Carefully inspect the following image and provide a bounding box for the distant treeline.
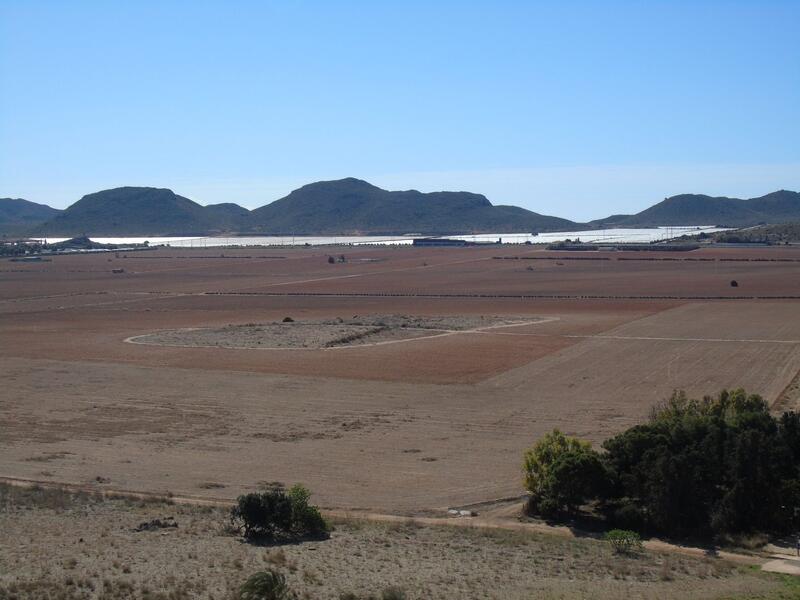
[524,389,800,538]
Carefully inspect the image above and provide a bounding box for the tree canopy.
[523,390,800,537]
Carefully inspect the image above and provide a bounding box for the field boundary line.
[202,291,800,301]
[478,331,800,345]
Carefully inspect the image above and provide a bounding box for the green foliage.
[237,570,293,600]
[287,484,328,537]
[231,484,328,542]
[603,389,800,536]
[523,390,800,538]
[523,429,607,516]
[232,490,292,541]
[523,429,589,495]
[607,500,647,531]
[604,529,643,554]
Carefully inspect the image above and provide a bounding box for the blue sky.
[1,1,798,221]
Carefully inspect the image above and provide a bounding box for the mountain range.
[2,179,799,237]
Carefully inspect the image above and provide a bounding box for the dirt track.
[2,245,800,514]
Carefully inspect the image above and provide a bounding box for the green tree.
[603,389,799,536]
[523,429,606,516]
[542,449,608,514]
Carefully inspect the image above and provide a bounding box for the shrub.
[231,485,328,542]
[287,484,328,537]
[232,490,293,541]
[238,570,293,600]
[604,529,643,554]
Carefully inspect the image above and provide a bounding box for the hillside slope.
[0,198,62,237]
[251,178,578,234]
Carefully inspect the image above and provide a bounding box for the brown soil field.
[2,245,800,515]
[2,484,794,600]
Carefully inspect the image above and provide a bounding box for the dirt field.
[2,245,800,514]
[1,485,794,600]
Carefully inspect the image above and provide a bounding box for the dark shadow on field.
[234,531,331,548]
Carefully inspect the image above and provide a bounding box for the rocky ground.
[127,315,539,350]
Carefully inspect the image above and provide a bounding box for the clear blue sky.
[1,1,798,220]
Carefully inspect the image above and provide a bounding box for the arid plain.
[3,244,800,515]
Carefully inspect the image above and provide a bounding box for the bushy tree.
[231,484,328,542]
[232,490,293,540]
[523,429,607,516]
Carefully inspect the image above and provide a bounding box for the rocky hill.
[0,198,62,237]
[249,178,578,234]
[32,187,249,236]
[592,190,800,228]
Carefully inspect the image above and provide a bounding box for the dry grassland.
[1,485,795,600]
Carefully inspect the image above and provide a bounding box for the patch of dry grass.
[0,484,791,600]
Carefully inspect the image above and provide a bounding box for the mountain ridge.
[4,180,800,237]
[249,177,577,235]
